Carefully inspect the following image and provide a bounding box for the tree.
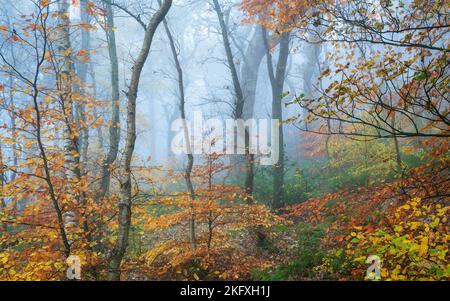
[107,0,173,281]
[242,0,449,139]
[262,28,290,209]
[0,1,106,278]
[141,151,282,280]
[98,0,121,201]
[211,0,255,204]
[160,3,197,249]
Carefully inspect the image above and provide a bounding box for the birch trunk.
[57,0,81,250]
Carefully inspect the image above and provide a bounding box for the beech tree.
[107,0,173,280]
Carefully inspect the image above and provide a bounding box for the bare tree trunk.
[206,156,214,250]
[7,72,19,212]
[78,0,90,168]
[98,1,121,201]
[263,29,290,210]
[240,26,268,204]
[108,0,172,281]
[212,0,254,202]
[391,114,403,176]
[0,143,7,233]
[89,63,104,150]
[57,0,82,252]
[241,25,271,120]
[75,3,98,277]
[58,0,79,179]
[212,0,244,118]
[162,12,197,249]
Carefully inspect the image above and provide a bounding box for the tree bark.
[78,0,90,168]
[57,0,82,252]
[241,26,269,120]
[263,29,290,210]
[391,114,403,177]
[0,143,7,233]
[162,12,197,249]
[108,0,172,281]
[212,0,244,118]
[212,0,254,202]
[98,1,121,201]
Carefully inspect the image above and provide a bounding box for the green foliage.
[282,168,308,205]
[292,138,425,200]
[253,165,308,207]
[252,165,274,206]
[326,138,396,188]
[256,236,279,253]
[313,248,355,280]
[252,223,326,280]
[251,137,426,212]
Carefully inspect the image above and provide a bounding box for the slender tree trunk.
[212,0,244,118]
[241,26,269,120]
[207,157,214,250]
[76,3,98,277]
[89,63,103,150]
[108,0,172,281]
[58,0,79,179]
[0,143,7,233]
[364,138,370,186]
[7,72,19,212]
[98,1,121,201]
[263,29,290,210]
[212,0,254,203]
[78,0,90,168]
[32,46,72,257]
[57,0,82,251]
[391,114,403,176]
[162,13,197,249]
[240,27,269,203]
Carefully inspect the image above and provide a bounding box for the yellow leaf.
[0,254,8,264]
[400,204,411,211]
[419,237,428,257]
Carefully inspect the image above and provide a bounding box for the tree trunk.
[212,0,244,118]
[391,114,403,176]
[212,0,254,203]
[162,12,197,249]
[57,0,82,252]
[8,72,19,211]
[78,0,90,168]
[0,143,7,233]
[263,29,290,210]
[240,25,272,203]
[98,1,121,201]
[241,25,270,120]
[108,0,172,281]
